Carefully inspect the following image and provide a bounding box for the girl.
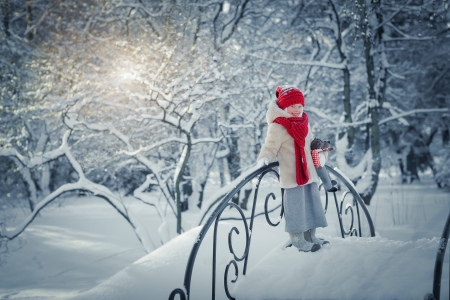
[257,86,328,252]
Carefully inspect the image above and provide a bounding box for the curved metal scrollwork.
[212,202,251,299]
[325,165,375,238]
[426,211,450,300]
[254,167,283,228]
[224,260,238,300]
[340,191,356,236]
[169,163,375,300]
[264,193,281,226]
[168,288,186,300]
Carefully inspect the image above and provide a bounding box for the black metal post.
[326,166,376,237]
[431,211,450,300]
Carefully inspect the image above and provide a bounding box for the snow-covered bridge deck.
[68,164,448,300]
[70,225,448,300]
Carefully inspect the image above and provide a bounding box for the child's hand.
[257,157,269,168]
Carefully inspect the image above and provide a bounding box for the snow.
[233,237,440,300]
[0,176,449,300]
[335,132,372,183]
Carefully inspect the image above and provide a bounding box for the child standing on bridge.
[257,86,328,252]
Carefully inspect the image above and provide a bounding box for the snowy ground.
[0,175,449,300]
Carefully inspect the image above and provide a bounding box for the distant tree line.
[0,0,448,252]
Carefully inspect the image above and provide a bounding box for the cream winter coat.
[257,100,320,188]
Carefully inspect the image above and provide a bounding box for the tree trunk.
[343,68,354,149]
[38,162,52,197]
[240,187,252,210]
[2,0,10,37]
[406,147,420,183]
[35,126,51,197]
[358,0,384,205]
[443,128,449,146]
[180,167,192,212]
[226,134,241,205]
[361,108,381,205]
[10,157,37,211]
[329,0,354,150]
[218,158,226,187]
[175,135,192,234]
[26,0,33,40]
[197,181,206,209]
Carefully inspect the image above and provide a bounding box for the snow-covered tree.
[1,0,448,258]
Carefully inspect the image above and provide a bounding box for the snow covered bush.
[434,146,450,191]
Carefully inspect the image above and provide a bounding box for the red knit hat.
[276,86,305,109]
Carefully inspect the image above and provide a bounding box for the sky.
[0,172,449,300]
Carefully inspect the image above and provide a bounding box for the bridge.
[168,163,449,300]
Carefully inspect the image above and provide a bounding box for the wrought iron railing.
[425,211,450,300]
[324,167,376,238]
[169,163,375,300]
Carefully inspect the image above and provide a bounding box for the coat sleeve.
[257,123,283,163]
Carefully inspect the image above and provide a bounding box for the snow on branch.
[228,102,250,119]
[335,132,371,182]
[0,130,68,168]
[140,111,181,129]
[372,0,414,32]
[92,99,139,111]
[114,2,169,18]
[123,136,223,156]
[0,148,27,165]
[307,107,371,129]
[383,22,436,41]
[74,119,163,173]
[136,79,172,102]
[386,68,406,80]
[123,137,187,156]
[192,137,223,144]
[326,118,372,129]
[3,155,38,210]
[382,102,409,126]
[383,35,435,42]
[218,122,257,130]
[378,108,449,125]
[309,106,449,128]
[0,130,156,253]
[306,107,339,125]
[70,117,179,217]
[0,177,157,252]
[133,174,170,245]
[245,53,346,70]
[35,130,70,166]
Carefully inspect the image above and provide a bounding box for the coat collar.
[266,100,292,124]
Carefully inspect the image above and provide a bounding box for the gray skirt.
[283,182,328,233]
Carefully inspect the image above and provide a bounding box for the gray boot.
[315,166,337,192]
[289,232,321,252]
[304,228,329,245]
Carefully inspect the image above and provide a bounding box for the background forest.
[1,0,449,255]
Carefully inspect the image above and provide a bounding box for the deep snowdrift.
[69,224,448,300]
[1,176,448,300]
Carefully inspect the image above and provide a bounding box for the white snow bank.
[70,226,448,300]
[232,236,446,300]
[2,177,448,300]
[69,226,202,300]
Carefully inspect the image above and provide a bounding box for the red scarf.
[273,113,309,185]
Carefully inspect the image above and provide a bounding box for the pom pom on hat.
[276,85,305,109]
